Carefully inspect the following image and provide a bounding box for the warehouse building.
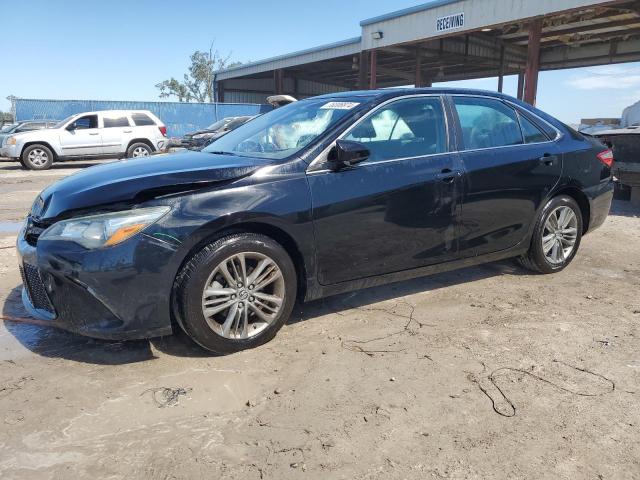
[214,0,640,106]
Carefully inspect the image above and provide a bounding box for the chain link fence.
[11,98,272,137]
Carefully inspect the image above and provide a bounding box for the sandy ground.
[0,158,639,479]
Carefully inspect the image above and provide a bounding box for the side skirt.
[304,245,529,302]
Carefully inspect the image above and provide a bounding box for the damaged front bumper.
[16,224,179,340]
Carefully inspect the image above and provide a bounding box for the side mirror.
[66,123,76,131]
[327,139,369,171]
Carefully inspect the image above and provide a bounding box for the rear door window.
[454,97,523,150]
[103,115,130,128]
[131,113,156,126]
[344,96,447,162]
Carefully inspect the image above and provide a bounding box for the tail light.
[596,149,614,167]
[159,126,167,137]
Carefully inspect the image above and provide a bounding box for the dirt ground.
[0,158,639,480]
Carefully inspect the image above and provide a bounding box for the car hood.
[185,129,219,138]
[35,151,269,220]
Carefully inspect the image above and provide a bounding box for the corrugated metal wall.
[13,98,272,137]
[223,77,347,104]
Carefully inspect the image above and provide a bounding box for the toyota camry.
[17,88,613,354]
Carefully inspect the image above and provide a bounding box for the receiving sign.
[436,12,465,32]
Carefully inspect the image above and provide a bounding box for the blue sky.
[2,0,639,124]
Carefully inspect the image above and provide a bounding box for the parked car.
[17,88,613,354]
[593,127,640,203]
[181,116,255,150]
[0,120,58,150]
[266,94,297,107]
[1,110,167,170]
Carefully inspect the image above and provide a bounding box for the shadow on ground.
[609,198,640,218]
[0,159,115,172]
[2,260,525,365]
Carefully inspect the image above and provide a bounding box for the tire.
[518,195,583,274]
[22,144,54,170]
[174,233,297,354]
[126,142,152,158]
[18,158,28,169]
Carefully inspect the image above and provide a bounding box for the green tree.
[156,43,240,102]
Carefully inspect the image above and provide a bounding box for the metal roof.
[359,0,461,26]
[215,36,362,80]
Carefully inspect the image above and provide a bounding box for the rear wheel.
[22,144,54,170]
[518,195,583,274]
[126,142,152,158]
[174,233,297,354]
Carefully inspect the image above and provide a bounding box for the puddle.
[0,221,22,233]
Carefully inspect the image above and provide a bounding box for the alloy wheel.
[132,146,150,157]
[28,148,49,167]
[542,206,578,265]
[201,252,285,339]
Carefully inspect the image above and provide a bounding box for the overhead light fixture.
[372,31,384,40]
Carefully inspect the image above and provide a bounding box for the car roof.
[311,87,514,102]
[70,109,155,116]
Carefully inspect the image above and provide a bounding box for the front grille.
[24,217,49,246]
[20,263,55,313]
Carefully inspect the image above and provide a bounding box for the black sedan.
[17,88,613,354]
[180,116,254,150]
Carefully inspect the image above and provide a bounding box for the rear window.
[103,116,130,128]
[131,113,156,126]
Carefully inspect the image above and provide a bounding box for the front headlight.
[6,136,17,145]
[40,206,170,249]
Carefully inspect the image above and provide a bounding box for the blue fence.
[13,98,272,137]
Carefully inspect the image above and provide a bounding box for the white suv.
[1,110,167,170]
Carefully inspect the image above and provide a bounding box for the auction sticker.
[320,102,360,110]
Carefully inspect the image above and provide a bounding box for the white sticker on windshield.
[320,101,360,110]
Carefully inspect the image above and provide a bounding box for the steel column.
[358,51,369,89]
[370,49,377,89]
[497,45,505,93]
[524,19,542,105]
[517,72,525,100]
[415,48,423,87]
[274,69,284,94]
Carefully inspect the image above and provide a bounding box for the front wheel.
[174,233,297,354]
[22,144,54,170]
[518,195,583,274]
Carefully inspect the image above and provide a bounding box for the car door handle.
[539,153,557,165]
[89,132,99,136]
[437,169,460,183]
[123,130,132,133]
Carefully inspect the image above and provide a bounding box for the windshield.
[0,124,16,133]
[203,98,363,159]
[53,114,77,129]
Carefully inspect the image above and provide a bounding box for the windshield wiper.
[207,150,237,156]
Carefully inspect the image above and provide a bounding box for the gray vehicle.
[0,121,57,152]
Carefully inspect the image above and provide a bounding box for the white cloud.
[566,66,640,90]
